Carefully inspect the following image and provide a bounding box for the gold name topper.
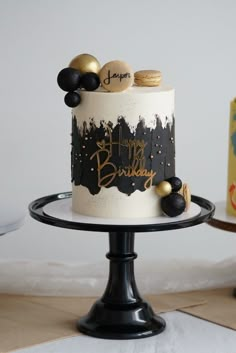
[103,70,131,85]
[99,60,134,92]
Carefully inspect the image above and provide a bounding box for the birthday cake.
[57,54,190,218]
[227,98,236,216]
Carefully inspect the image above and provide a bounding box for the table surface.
[15,311,236,353]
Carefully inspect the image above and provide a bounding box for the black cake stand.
[29,192,214,340]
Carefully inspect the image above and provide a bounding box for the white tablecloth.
[15,311,236,353]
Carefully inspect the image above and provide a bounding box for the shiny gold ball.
[69,53,101,74]
[155,181,172,197]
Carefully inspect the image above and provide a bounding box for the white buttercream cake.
[71,86,175,218]
[56,55,187,219]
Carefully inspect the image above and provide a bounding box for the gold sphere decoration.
[155,181,172,197]
[69,53,101,74]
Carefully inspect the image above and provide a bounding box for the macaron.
[134,70,162,87]
[179,183,191,211]
[99,60,134,92]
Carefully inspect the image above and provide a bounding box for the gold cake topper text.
[90,127,156,189]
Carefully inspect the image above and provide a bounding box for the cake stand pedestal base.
[78,300,165,340]
[77,231,165,339]
[29,192,214,340]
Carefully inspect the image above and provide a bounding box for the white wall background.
[0,0,236,270]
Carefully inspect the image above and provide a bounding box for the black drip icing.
[71,115,175,195]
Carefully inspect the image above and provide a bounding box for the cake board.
[29,192,214,340]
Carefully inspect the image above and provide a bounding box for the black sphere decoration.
[64,92,81,108]
[80,72,100,91]
[166,176,182,192]
[161,193,186,217]
[57,68,81,92]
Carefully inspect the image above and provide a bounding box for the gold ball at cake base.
[155,181,172,197]
[69,53,101,74]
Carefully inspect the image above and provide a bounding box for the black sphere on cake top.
[161,193,186,217]
[64,92,81,107]
[80,72,100,91]
[57,67,81,92]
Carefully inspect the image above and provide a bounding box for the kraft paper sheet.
[179,288,236,330]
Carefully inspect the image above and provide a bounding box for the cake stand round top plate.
[208,200,236,232]
[29,192,215,233]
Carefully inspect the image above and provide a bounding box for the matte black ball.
[64,92,81,107]
[57,68,81,92]
[166,176,182,192]
[80,72,100,91]
[161,193,186,217]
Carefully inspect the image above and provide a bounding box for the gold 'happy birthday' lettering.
[90,127,156,189]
